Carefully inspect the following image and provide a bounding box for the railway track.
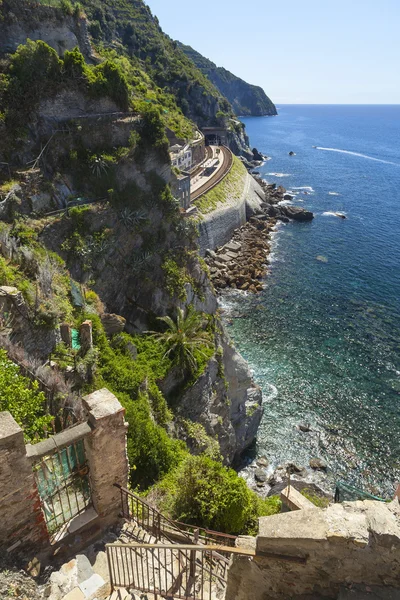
[191,146,233,202]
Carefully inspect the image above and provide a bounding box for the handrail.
[106,542,235,599]
[114,484,194,544]
[106,542,254,556]
[335,480,388,503]
[114,484,238,547]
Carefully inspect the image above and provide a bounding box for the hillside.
[178,42,277,117]
[76,0,235,127]
[0,0,276,536]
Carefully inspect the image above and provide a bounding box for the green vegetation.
[153,455,281,535]
[0,349,52,442]
[162,257,190,301]
[194,155,248,214]
[1,41,129,131]
[0,222,75,327]
[148,306,213,375]
[86,314,187,488]
[300,488,330,508]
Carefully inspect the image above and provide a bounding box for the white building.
[170,144,192,171]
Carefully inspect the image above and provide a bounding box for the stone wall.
[0,388,129,555]
[0,412,49,554]
[225,500,400,599]
[197,173,264,255]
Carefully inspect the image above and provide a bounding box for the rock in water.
[297,423,312,432]
[252,147,264,162]
[255,468,268,483]
[279,205,314,222]
[309,458,328,471]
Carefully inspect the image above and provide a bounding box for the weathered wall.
[0,412,49,554]
[0,388,129,555]
[225,500,400,599]
[197,173,264,255]
[83,388,129,523]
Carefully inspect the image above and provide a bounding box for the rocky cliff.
[178,43,277,117]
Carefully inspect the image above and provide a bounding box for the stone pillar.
[0,412,49,554]
[80,320,93,354]
[83,389,129,524]
[60,323,72,347]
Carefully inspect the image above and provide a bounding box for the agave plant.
[119,208,148,228]
[148,306,212,374]
[130,250,154,272]
[89,156,109,178]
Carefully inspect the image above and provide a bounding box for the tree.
[148,307,212,374]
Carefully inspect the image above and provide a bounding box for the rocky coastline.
[202,157,329,500]
[205,178,314,294]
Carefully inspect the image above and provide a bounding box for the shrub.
[154,455,281,534]
[0,349,53,442]
[5,40,62,124]
[60,0,73,15]
[90,60,130,110]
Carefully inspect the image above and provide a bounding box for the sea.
[221,105,400,497]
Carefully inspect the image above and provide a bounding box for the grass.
[194,155,248,214]
[300,488,330,508]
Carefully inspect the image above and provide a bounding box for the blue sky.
[145,0,400,104]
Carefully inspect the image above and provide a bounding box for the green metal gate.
[33,438,92,535]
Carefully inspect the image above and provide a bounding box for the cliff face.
[0,0,93,60]
[178,43,277,117]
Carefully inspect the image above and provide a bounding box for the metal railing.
[334,480,388,503]
[115,485,238,547]
[106,543,242,600]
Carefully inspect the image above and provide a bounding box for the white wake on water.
[316,147,400,167]
[267,172,291,177]
[292,186,315,192]
[322,211,347,217]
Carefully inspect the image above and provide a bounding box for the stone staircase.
[48,518,225,600]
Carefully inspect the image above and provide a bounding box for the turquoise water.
[223,105,400,497]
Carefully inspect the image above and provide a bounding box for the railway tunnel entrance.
[202,127,228,146]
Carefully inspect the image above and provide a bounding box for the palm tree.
[149,307,212,374]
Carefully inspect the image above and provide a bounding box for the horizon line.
[274,103,400,106]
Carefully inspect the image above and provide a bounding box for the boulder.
[309,458,328,471]
[297,423,312,433]
[280,205,314,222]
[255,469,268,483]
[101,313,126,335]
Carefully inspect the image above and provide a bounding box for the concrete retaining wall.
[197,173,264,255]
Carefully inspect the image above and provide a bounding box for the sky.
[145,0,400,105]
